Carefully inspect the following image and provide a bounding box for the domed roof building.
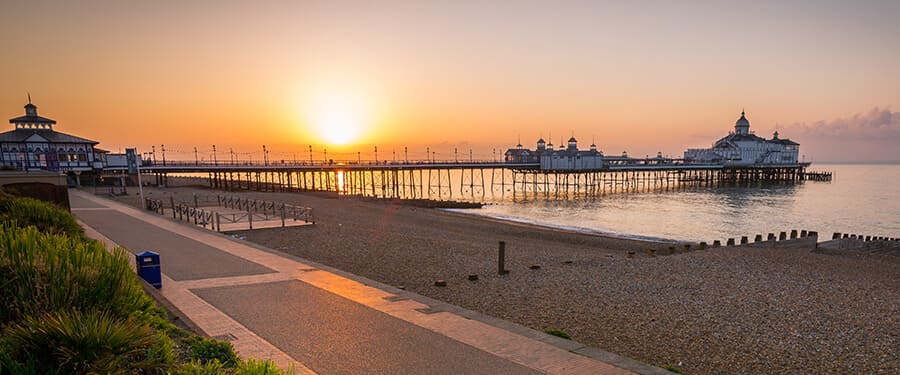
[1,98,101,173]
[684,111,802,165]
[505,135,603,170]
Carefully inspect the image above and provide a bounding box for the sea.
[460,164,900,243]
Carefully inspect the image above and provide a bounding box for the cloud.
[783,107,900,140]
[781,107,900,162]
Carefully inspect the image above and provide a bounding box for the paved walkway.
[71,190,662,374]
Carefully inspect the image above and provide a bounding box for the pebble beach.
[111,186,899,374]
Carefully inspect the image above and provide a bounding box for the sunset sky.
[1,1,898,162]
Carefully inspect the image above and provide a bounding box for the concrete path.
[71,190,661,375]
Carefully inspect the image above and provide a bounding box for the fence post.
[281,204,286,227]
[248,209,253,230]
[215,212,221,232]
[193,194,198,208]
[170,196,176,219]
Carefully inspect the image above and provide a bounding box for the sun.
[307,89,370,145]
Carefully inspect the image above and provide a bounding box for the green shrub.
[237,358,294,375]
[543,328,572,340]
[0,224,156,325]
[0,310,172,374]
[0,192,83,239]
[185,336,239,367]
[179,359,228,375]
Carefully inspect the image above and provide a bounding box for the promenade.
[70,190,662,375]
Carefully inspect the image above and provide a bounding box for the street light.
[263,145,268,166]
[212,145,217,165]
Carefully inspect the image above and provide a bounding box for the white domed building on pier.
[684,111,802,165]
[505,136,603,170]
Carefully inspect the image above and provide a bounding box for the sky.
[1,0,899,162]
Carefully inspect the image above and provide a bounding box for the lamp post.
[374,146,378,163]
[404,147,408,163]
[426,147,430,163]
[308,145,313,164]
[263,145,268,166]
[161,144,166,166]
[230,148,235,164]
[212,145,217,165]
[194,146,198,165]
[151,145,156,164]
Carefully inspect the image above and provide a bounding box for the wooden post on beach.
[741,236,748,244]
[498,241,509,275]
[280,204,286,227]
[790,230,798,239]
[727,238,735,246]
[248,209,253,230]
[779,232,787,241]
[215,212,221,232]
[170,196,176,219]
[754,234,762,242]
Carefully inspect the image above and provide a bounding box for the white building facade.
[0,100,99,172]
[505,137,603,170]
[684,111,800,165]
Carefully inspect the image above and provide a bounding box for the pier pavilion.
[684,111,800,165]
[0,98,102,178]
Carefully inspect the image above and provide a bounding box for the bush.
[0,310,172,374]
[237,358,293,375]
[185,336,239,367]
[180,359,228,375]
[0,191,83,239]
[0,223,157,325]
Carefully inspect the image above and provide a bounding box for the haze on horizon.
[1,0,899,163]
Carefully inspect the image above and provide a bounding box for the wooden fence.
[143,194,313,231]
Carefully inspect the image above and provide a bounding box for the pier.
[131,158,830,202]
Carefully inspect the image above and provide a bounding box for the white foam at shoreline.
[442,208,676,243]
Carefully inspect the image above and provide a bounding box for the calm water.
[464,164,900,242]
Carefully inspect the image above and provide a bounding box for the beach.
[108,186,899,374]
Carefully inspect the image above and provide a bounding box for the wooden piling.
[498,241,508,275]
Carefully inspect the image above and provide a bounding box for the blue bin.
[135,251,161,289]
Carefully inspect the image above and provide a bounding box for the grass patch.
[543,328,572,340]
[0,191,83,239]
